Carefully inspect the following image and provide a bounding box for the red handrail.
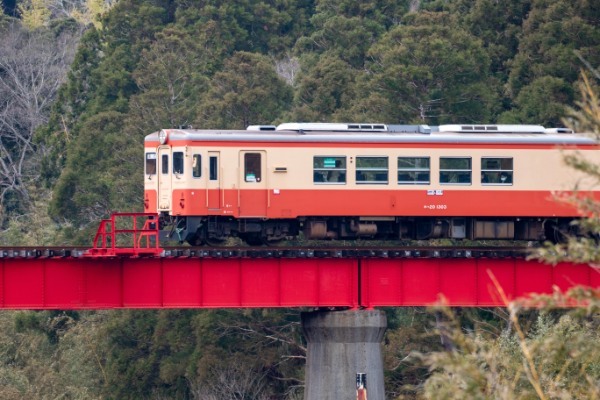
[85,213,162,257]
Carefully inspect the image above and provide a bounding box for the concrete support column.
[302,309,387,400]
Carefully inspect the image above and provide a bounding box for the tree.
[0,310,106,399]
[189,362,270,400]
[348,11,498,124]
[296,14,385,69]
[197,51,293,128]
[426,0,530,79]
[49,110,144,234]
[535,71,600,264]
[97,309,306,399]
[415,68,600,400]
[125,26,210,136]
[289,54,357,121]
[505,0,600,124]
[0,21,80,220]
[174,0,313,56]
[419,303,600,399]
[38,1,172,189]
[59,0,116,29]
[499,76,574,125]
[18,0,51,29]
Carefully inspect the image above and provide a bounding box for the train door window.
[209,156,218,180]
[481,157,513,185]
[161,154,169,174]
[398,157,429,184]
[173,152,184,174]
[192,154,201,178]
[244,153,262,182]
[146,152,156,175]
[313,156,346,184]
[356,157,388,184]
[440,157,471,184]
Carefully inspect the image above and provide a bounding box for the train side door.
[239,150,267,217]
[207,151,221,210]
[157,146,172,211]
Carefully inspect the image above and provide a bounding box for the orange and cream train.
[143,123,600,245]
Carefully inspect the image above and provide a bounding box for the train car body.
[143,123,600,244]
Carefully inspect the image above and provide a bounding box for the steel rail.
[0,245,533,259]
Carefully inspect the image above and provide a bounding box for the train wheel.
[544,220,568,243]
[263,237,287,247]
[206,237,227,247]
[241,234,264,246]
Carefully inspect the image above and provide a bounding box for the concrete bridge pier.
[301,309,387,400]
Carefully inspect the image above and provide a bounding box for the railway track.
[0,245,535,259]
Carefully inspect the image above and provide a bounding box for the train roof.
[145,123,598,146]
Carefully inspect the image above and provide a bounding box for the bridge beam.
[0,256,597,309]
[302,309,387,400]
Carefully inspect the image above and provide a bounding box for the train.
[143,122,600,245]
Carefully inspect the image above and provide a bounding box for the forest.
[0,0,598,398]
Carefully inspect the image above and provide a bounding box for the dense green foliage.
[27,0,599,237]
[420,295,600,400]
[1,0,599,398]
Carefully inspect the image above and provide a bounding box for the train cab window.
[173,152,184,174]
[440,157,471,184]
[161,154,169,174]
[145,153,156,175]
[313,156,346,184]
[356,157,388,184]
[398,157,430,184]
[481,157,513,185]
[244,153,262,182]
[192,154,201,178]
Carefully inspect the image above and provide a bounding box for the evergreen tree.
[197,51,293,128]
[349,11,497,124]
[499,75,574,125]
[504,0,600,124]
[290,53,358,121]
[126,26,210,136]
[49,110,141,229]
[173,0,314,56]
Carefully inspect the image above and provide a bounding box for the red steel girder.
[0,257,597,309]
[360,258,599,307]
[0,258,357,309]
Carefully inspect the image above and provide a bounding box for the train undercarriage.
[159,214,576,245]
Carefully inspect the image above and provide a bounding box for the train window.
[161,154,169,174]
[145,153,156,175]
[313,156,346,184]
[440,157,471,184]
[173,152,184,174]
[356,157,388,184]
[244,153,262,182]
[398,157,430,184]
[481,157,513,185]
[209,156,218,180]
[192,154,201,178]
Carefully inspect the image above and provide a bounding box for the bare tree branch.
[0,22,81,216]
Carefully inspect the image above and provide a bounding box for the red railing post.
[85,213,161,257]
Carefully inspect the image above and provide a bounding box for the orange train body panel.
[144,189,157,213]
[160,188,594,218]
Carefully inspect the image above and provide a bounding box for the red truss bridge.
[0,214,597,309]
[1,252,598,309]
